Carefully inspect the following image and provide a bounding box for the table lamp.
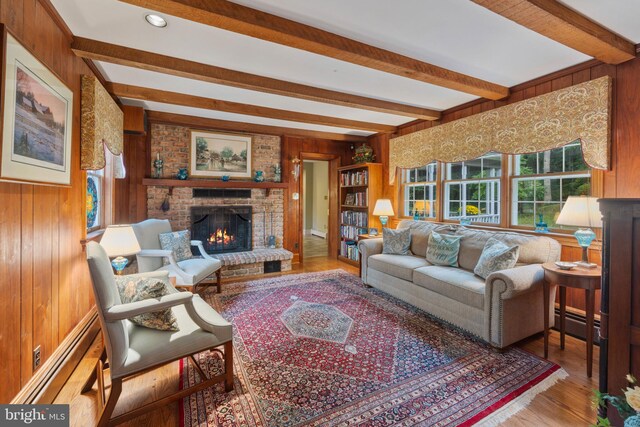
[99,225,141,274]
[556,196,602,268]
[373,199,394,228]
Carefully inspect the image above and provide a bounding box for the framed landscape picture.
[1,27,73,186]
[190,130,252,178]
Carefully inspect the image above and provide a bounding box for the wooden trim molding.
[120,0,509,100]
[11,308,100,404]
[71,37,441,120]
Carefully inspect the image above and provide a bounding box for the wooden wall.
[281,136,353,262]
[114,133,148,224]
[0,0,98,402]
[370,57,640,318]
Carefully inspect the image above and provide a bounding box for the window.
[512,142,590,229]
[444,153,502,224]
[402,162,437,218]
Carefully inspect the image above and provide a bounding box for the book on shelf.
[340,170,368,186]
[341,210,368,227]
[340,225,368,240]
[343,189,368,207]
[340,240,360,261]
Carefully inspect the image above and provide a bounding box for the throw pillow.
[426,231,462,267]
[382,227,412,255]
[115,276,180,331]
[473,237,520,279]
[159,229,192,263]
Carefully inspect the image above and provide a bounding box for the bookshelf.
[337,163,383,266]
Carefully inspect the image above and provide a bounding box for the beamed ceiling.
[53,0,639,139]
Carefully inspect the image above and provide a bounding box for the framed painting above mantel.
[0,26,73,186]
[189,130,252,179]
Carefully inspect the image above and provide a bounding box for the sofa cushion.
[382,227,412,255]
[474,237,520,279]
[426,231,462,267]
[445,228,562,271]
[414,266,486,309]
[368,254,431,281]
[159,229,192,263]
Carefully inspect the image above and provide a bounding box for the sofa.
[358,220,561,349]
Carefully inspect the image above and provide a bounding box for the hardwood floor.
[303,234,329,258]
[56,257,597,426]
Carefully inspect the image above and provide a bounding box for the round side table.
[541,262,601,377]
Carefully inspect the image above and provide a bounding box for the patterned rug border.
[181,269,567,426]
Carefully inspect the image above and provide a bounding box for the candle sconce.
[291,157,301,182]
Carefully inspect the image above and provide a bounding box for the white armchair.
[85,242,233,427]
[132,219,223,293]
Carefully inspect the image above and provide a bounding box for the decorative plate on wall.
[86,174,100,229]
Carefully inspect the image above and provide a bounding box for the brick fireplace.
[146,123,291,277]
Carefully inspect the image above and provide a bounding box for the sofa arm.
[486,264,545,300]
[484,264,556,348]
[358,238,383,283]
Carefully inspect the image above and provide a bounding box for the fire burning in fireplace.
[208,228,235,246]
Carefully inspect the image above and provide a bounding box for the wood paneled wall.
[371,57,640,319]
[0,0,98,402]
[114,133,149,224]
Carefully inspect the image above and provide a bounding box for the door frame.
[298,152,341,261]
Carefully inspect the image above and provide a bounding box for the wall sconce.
[291,157,301,182]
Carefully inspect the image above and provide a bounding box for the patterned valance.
[80,75,125,177]
[389,76,611,183]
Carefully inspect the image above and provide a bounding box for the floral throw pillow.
[382,227,412,255]
[159,230,192,263]
[115,276,179,331]
[426,231,462,267]
[473,237,520,279]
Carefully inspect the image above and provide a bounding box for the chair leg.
[216,270,222,294]
[82,347,106,393]
[224,341,234,392]
[97,378,121,427]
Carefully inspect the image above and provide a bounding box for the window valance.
[389,76,611,184]
[80,75,125,178]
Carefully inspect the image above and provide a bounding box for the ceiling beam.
[71,38,441,121]
[107,82,397,133]
[473,0,635,64]
[145,110,369,142]
[120,0,509,100]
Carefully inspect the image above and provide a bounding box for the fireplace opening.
[191,206,252,254]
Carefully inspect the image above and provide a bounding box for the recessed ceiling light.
[145,14,167,28]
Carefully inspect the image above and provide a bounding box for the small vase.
[221,175,230,182]
[535,213,549,233]
[254,170,265,182]
[176,168,188,180]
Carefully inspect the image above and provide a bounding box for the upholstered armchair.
[132,219,223,293]
[85,242,233,427]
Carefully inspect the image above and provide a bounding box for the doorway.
[302,160,329,259]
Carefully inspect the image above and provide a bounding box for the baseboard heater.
[553,308,600,345]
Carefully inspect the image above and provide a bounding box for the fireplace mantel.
[142,178,288,196]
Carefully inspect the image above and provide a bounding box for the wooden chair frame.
[83,340,233,427]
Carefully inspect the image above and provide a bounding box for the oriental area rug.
[180,270,566,426]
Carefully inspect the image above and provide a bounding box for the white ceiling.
[51,0,639,136]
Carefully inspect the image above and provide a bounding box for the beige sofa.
[359,220,561,349]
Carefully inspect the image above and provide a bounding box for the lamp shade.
[99,225,141,257]
[373,199,394,216]
[556,196,602,228]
